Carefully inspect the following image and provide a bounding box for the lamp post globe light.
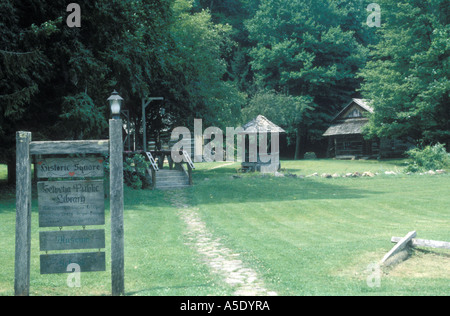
[108,90,123,119]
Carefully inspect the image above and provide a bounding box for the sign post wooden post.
[15,118,125,296]
[110,119,125,296]
[14,132,32,296]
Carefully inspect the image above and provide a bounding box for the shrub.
[304,152,317,159]
[123,154,151,189]
[405,143,450,173]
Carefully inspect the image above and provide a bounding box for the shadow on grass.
[189,174,381,206]
[414,247,450,258]
[122,187,170,209]
[125,283,213,296]
[120,162,385,209]
[0,161,385,213]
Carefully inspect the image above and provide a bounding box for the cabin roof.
[322,119,368,136]
[331,98,373,122]
[323,99,373,137]
[242,115,286,133]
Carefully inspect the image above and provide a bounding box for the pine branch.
[0,49,38,56]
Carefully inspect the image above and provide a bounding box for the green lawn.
[0,160,449,296]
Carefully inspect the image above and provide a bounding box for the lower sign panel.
[39,230,105,251]
[40,252,106,274]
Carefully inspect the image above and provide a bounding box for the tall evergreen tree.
[0,0,174,181]
[359,0,450,147]
[0,0,53,183]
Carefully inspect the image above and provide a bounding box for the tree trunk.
[294,125,301,160]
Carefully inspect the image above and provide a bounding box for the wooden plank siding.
[379,138,410,158]
[332,135,380,158]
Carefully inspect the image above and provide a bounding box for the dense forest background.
[1,0,449,182]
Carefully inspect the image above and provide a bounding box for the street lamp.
[108,90,124,120]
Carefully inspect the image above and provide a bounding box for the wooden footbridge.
[144,150,194,190]
[121,95,195,189]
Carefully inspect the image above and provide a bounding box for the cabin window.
[347,109,362,118]
[343,141,351,150]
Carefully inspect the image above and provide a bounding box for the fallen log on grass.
[381,231,416,266]
[391,236,450,250]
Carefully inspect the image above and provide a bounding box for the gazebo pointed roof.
[242,115,286,134]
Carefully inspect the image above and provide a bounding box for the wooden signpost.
[36,163,106,277]
[14,132,32,297]
[14,119,125,296]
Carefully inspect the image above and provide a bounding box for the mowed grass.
[0,165,227,296]
[0,160,449,296]
[189,160,450,295]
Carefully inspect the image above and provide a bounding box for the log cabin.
[323,99,412,159]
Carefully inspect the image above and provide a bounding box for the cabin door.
[363,140,373,156]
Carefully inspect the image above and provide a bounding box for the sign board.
[40,252,106,274]
[15,119,124,295]
[38,180,105,227]
[39,229,105,251]
[36,157,104,178]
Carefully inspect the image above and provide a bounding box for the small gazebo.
[240,115,285,172]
